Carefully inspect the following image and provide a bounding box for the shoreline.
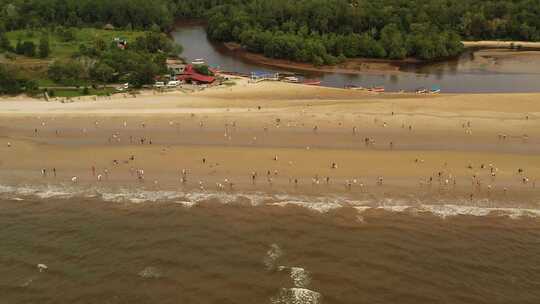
[0,82,538,207]
[221,41,540,77]
[463,40,540,50]
[222,42,409,76]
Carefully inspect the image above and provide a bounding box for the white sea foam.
[138,266,161,279]
[289,267,311,288]
[272,287,322,304]
[354,204,540,219]
[0,183,538,219]
[271,201,342,213]
[420,204,540,219]
[174,201,197,208]
[264,243,283,270]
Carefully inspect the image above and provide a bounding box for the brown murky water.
[1,197,539,304]
[173,25,540,93]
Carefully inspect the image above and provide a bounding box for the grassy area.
[49,87,117,98]
[4,27,148,60]
[1,27,148,89]
[36,78,59,87]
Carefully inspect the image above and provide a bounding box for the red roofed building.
[176,64,216,84]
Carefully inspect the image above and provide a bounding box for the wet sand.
[0,81,538,208]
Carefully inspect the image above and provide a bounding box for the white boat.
[166,81,180,87]
[283,76,299,83]
[191,58,206,65]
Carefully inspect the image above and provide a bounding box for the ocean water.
[0,186,539,304]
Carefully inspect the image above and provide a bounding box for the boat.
[430,85,441,94]
[368,86,385,93]
[191,58,206,65]
[302,79,321,86]
[346,86,366,91]
[283,76,299,83]
[415,88,428,94]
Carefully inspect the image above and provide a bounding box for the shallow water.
[172,26,540,93]
[1,192,539,304]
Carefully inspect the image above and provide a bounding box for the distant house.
[166,59,186,75]
[113,37,128,49]
[250,71,279,83]
[176,64,215,84]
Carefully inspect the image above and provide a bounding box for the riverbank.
[0,81,539,208]
[223,41,540,77]
[223,42,410,75]
[463,40,540,50]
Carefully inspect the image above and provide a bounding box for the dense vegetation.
[2,0,540,63]
[1,0,540,94]
[204,0,540,64]
[0,65,39,95]
[1,29,181,96]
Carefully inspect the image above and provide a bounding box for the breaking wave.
[0,183,538,219]
[271,288,322,304]
[267,244,321,304]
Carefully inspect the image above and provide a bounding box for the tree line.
[2,0,539,62]
[1,0,540,90]
[204,0,540,64]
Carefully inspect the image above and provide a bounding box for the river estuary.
[172,25,540,93]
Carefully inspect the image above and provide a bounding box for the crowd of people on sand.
[2,109,537,200]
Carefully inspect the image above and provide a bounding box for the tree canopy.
[1,0,539,63]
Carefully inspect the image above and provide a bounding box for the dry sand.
[0,81,539,206]
[463,41,540,49]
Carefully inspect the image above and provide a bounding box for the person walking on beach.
[251,171,257,184]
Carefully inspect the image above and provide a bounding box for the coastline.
[0,81,538,209]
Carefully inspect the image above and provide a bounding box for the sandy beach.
[0,80,539,207]
[463,40,540,50]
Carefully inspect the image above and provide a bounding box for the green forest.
[1,0,540,93]
[2,0,540,62]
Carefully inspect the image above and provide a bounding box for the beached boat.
[345,85,368,91]
[368,86,385,93]
[416,88,428,94]
[303,79,321,86]
[430,85,441,94]
[283,76,299,83]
